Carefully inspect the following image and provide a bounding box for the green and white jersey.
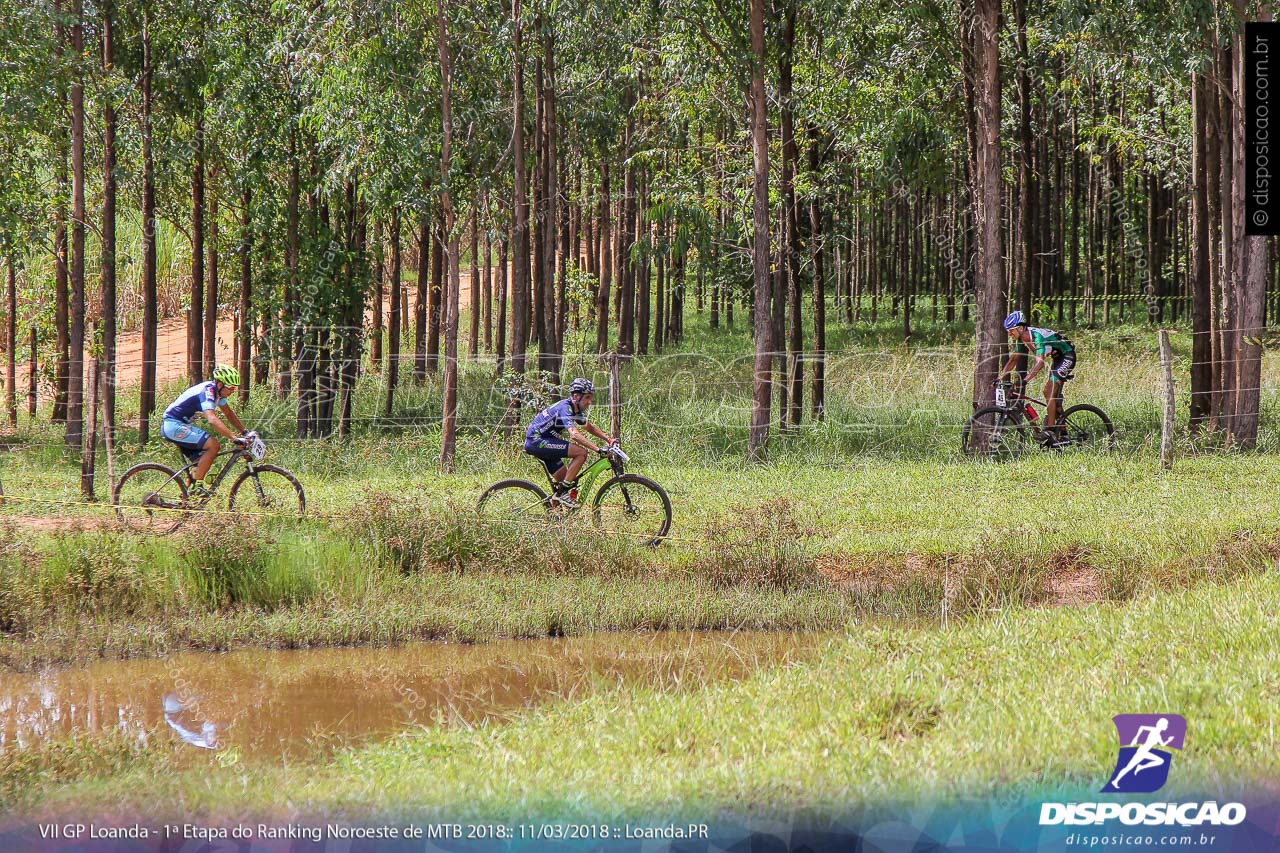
[1026,327,1074,356]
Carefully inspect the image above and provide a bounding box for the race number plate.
[248,435,267,461]
[994,386,1007,407]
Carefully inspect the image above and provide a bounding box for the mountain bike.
[962,381,1114,459]
[477,444,672,546]
[113,431,305,532]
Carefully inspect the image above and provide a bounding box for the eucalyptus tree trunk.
[238,185,252,404]
[414,210,429,379]
[205,170,219,377]
[808,123,826,422]
[595,158,612,354]
[468,204,479,360]
[747,0,773,460]
[67,0,86,450]
[371,219,384,367]
[970,0,1004,405]
[439,0,461,470]
[1229,0,1270,448]
[618,89,637,358]
[497,234,509,375]
[1014,0,1034,315]
[139,8,158,444]
[510,0,530,376]
[190,110,206,385]
[100,0,117,440]
[538,18,560,378]
[384,209,402,419]
[428,211,444,374]
[53,0,69,424]
[6,256,15,427]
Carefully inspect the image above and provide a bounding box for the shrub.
[694,499,822,590]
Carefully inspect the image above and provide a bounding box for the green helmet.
[212,364,240,387]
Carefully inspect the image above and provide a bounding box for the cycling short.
[161,417,210,463]
[1050,350,1076,383]
[524,435,570,476]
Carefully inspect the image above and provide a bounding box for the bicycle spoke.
[115,467,187,532]
[594,478,670,543]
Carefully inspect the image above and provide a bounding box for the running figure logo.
[1104,714,1187,793]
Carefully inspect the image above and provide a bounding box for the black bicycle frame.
[162,447,256,496]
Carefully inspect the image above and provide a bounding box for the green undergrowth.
[2,483,1280,669]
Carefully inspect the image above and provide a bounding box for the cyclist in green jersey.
[996,310,1076,441]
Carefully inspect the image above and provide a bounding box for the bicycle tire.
[476,478,552,525]
[227,465,306,516]
[113,462,189,533]
[962,406,1031,460]
[592,474,673,546]
[1060,404,1115,451]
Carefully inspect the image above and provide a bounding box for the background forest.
[0,0,1270,466]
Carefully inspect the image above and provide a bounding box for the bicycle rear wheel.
[592,474,672,546]
[228,465,306,516]
[114,463,189,533]
[476,479,551,529]
[1060,404,1115,451]
[962,407,1031,460]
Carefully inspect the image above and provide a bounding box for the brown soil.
[2,514,111,533]
[14,269,480,400]
[817,548,1106,608]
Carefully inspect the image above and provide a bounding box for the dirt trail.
[14,271,478,400]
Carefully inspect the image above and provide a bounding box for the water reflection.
[162,694,218,750]
[0,631,827,760]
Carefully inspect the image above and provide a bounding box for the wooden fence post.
[1158,329,1175,470]
[81,357,99,499]
[609,352,621,439]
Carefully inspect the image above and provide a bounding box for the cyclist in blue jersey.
[524,378,616,509]
[161,365,249,496]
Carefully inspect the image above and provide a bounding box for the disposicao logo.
[1038,714,1247,828]
[1104,713,1186,794]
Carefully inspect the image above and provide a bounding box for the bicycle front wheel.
[1060,404,1115,451]
[592,474,672,546]
[114,462,189,533]
[962,406,1031,460]
[228,465,306,516]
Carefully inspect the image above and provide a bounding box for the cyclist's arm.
[1024,352,1046,382]
[996,352,1019,382]
[219,404,247,435]
[202,410,240,441]
[566,425,600,453]
[583,422,613,444]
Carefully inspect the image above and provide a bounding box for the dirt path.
[15,270,479,400]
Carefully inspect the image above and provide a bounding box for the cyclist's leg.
[1044,375,1059,429]
[524,436,569,485]
[162,418,217,479]
[563,442,589,483]
[1048,350,1074,431]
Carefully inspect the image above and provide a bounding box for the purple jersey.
[525,398,587,442]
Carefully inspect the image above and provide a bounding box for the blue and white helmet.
[1003,310,1026,330]
[569,377,594,396]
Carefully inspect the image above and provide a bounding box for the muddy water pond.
[0,631,829,760]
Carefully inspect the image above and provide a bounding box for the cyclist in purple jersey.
[524,378,616,508]
[160,365,250,496]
